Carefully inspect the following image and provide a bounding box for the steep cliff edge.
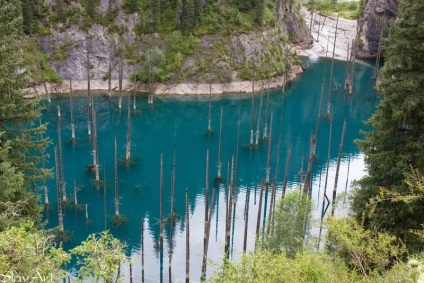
[356,0,397,59]
[35,0,312,95]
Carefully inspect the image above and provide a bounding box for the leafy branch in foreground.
[71,231,127,283]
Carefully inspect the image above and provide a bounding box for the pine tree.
[181,0,195,31]
[194,0,203,27]
[175,0,183,29]
[20,0,36,34]
[235,0,253,11]
[86,0,95,18]
[152,0,160,31]
[354,0,424,252]
[122,0,139,13]
[0,0,49,224]
[56,0,63,19]
[255,0,265,26]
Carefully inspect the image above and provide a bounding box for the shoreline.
[26,10,359,98]
[295,8,357,61]
[26,65,303,98]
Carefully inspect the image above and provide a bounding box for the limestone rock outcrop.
[356,0,397,59]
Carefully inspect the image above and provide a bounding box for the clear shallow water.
[41,58,379,281]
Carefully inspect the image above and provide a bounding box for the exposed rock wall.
[356,0,397,59]
[37,2,312,89]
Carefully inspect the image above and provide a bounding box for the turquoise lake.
[41,57,380,282]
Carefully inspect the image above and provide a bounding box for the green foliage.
[38,53,63,83]
[211,213,419,282]
[308,0,360,20]
[181,0,195,31]
[263,191,312,257]
[132,31,200,83]
[0,135,42,231]
[0,223,129,282]
[130,0,291,34]
[0,0,49,212]
[71,231,127,283]
[326,217,407,277]
[238,41,291,81]
[353,0,424,253]
[368,169,424,242]
[0,221,70,280]
[235,0,254,11]
[199,3,253,34]
[122,0,140,13]
[255,0,265,25]
[20,0,43,34]
[136,0,160,33]
[209,249,353,282]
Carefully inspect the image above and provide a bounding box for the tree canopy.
[0,0,48,228]
[353,0,424,252]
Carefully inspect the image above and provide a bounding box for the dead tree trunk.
[249,58,256,146]
[255,88,263,146]
[281,145,292,200]
[263,90,270,140]
[108,51,112,97]
[200,187,216,281]
[243,187,251,253]
[224,156,234,257]
[321,116,333,219]
[216,107,223,181]
[70,79,76,142]
[118,56,123,110]
[114,137,119,217]
[148,50,154,107]
[255,181,265,250]
[265,112,274,184]
[141,218,145,283]
[159,153,164,243]
[125,96,131,162]
[326,13,339,117]
[91,99,100,183]
[35,52,51,103]
[86,37,92,109]
[303,133,316,197]
[40,118,48,207]
[57,115,66,202]
[331,119,347,216]
[185,188,190,283]
[55,147,64,234]
[206,82,213,135]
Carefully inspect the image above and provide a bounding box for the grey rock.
[356,0,397,59]
[38,5,312,84]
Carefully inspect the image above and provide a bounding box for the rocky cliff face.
[37,1,312,87]
[356,0,397,59]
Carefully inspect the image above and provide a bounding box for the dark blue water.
[41,58,379,281]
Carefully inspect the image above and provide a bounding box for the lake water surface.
[41,57,380,282]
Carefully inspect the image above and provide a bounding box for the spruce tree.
[235,0,253,11]
[20,0,36,34]
[181,0,195,31]
[194,0,203,27]
[86,0,95,18]
[175,0,183,29]
[354,0,424,252]
[122,0,139,13]
[0,0,48,225]
[56,0,64,19]
[255,0,265,26]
